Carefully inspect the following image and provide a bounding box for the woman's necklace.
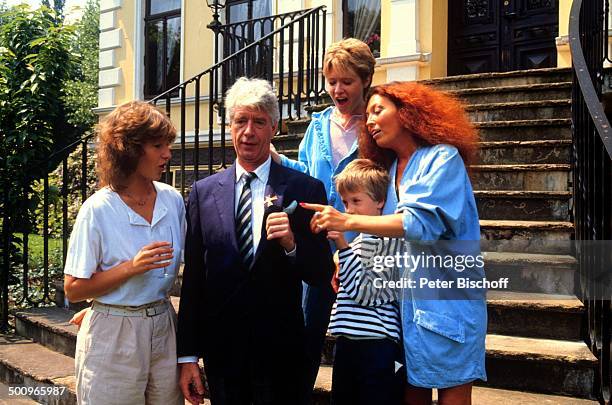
[122,185,154,207]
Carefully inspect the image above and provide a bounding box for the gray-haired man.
[177,77,334,405]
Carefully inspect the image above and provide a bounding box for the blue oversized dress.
[383,144,487,388]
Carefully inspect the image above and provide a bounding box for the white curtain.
[350,0,380,42]
[253,0,272,39]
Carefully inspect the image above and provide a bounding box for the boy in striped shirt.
[327,159,404,405]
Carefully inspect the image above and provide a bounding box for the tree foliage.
[0,4,78,291]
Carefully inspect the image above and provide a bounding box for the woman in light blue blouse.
[304,81,486,405]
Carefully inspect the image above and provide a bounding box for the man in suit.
[177,77,334,405]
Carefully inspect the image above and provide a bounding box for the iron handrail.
[217,8,307,30]
[150,6,324,103]
[569,0,612,158]
[568,1,612,403]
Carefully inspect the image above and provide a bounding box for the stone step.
[478,140,572,165]
[484,251,576,295]
[278,140,572,167]
[440,386,597,405]
[0,332,596,405]
[321,333,595,398]
[178,122,573,170]
[448,82,572,104]
[483,334,596,399]
[171,158,573,194]
[286,118,311,138]
[475,119,572,141]
[314,366,599,405]
[465,100,571,122]
[282,119,572,149]
[480,220,574,254]
[18,288,582,357]
[272,133,304,150]
[475,190,571,221]
[0,334,76,405]
[470,164,571,191]
[486,291,583,340]
[422,67,573,90]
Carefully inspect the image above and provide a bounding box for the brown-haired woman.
[63,101,184,404]
[303,82,486,405]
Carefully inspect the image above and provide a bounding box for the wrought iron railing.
[0,6,327,330]
[569,0,612,403]
[150,6,326,197]
[1,134,94,331]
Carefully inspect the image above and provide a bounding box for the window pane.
[346,0,381,57]
[150,0,181,15]
[145,20,164,95]
[252,0,271,19]
[228,2,248,24]
[166,16,181,91]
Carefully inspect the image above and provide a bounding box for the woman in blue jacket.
[303,81,486,405]
[271,38,377,403]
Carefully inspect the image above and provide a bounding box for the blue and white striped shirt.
[328,235,401,342]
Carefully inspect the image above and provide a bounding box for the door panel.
[448,0,558,75]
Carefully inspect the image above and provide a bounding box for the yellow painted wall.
[557,0,572,67]
[429,0,448,78]
[183,2,215,92]
[418,0,448,80]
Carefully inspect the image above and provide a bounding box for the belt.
[91,299,168,317]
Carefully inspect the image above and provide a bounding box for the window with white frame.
[144,0,181,98]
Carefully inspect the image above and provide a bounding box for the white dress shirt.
[234,156,272,254]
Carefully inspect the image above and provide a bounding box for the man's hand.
[266,212,295,251]
[326,231,349,250]
[179,362,206,405]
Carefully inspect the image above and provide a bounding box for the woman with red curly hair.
[303,81,486,405]
[63,101,185,404]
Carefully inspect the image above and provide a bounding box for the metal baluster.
[296,19,304,118]
[180,85,186,197]
[194,77,201,183]
[165,96,172,184]
[81,139,88,202]
[43,174,49,304]
[20,216,28,306]
[1,189,9,331]
[288,22,294,119]
[278,19,285,127]
[208,71,215,176]
[62,157,68,270]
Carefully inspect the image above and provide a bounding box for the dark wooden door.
[448,0,558,76]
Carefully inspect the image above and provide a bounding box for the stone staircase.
[0,68,601,404]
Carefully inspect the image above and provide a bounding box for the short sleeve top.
[63,181,186,306]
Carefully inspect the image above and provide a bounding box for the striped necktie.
[236,172,256,267]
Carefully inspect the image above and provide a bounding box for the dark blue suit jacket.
[177,160,334,376]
